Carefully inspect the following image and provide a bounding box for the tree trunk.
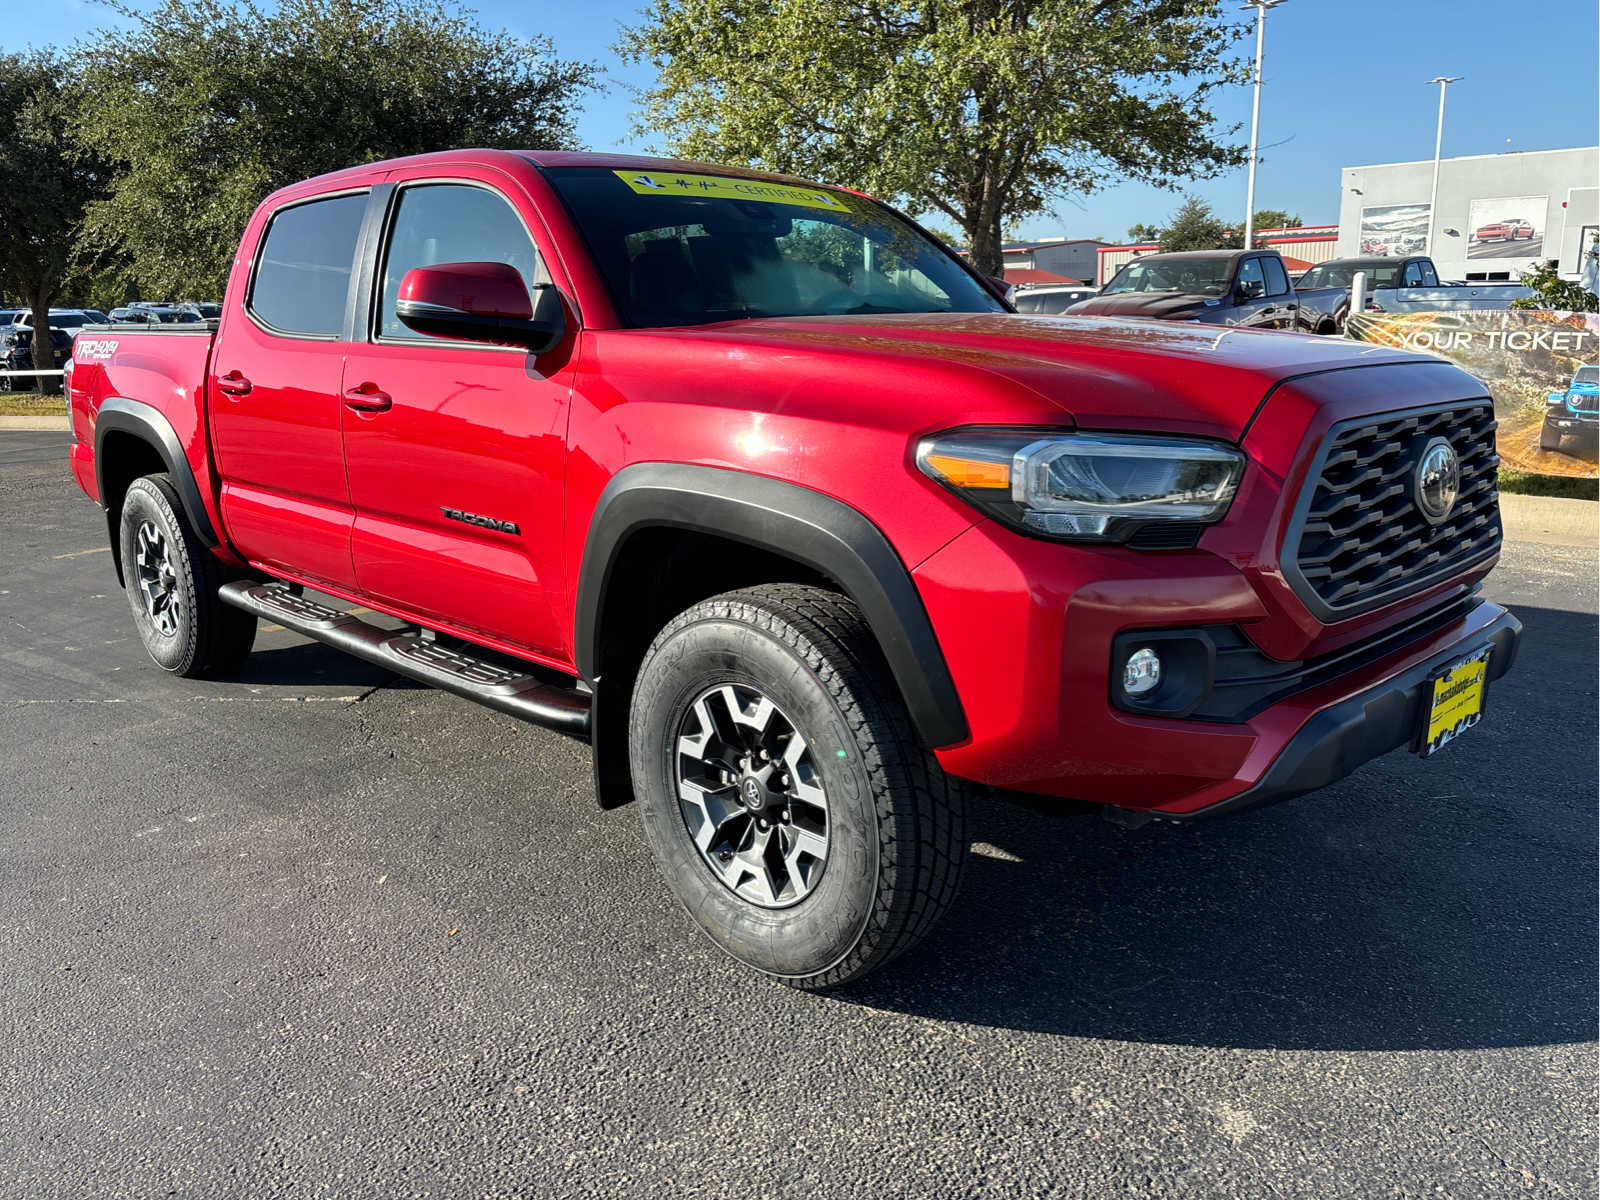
[966,223,1005,279]
[27,283,59,396]
[964,176,1006,280]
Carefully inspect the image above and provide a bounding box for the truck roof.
[1128,248,1262,260]
[272,149,854,201]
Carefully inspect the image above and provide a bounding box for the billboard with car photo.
[1357,203,1431,257]
[1466,195,1546,262]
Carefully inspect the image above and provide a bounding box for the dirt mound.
[1498,408,1596,477]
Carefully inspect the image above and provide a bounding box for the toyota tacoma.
[66,150,1521,987]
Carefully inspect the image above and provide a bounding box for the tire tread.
[638,583,968,988]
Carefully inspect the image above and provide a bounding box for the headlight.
[916,428,1245,544]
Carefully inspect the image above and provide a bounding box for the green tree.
[0,52,104,394]
[1511,257,1599,313]
[919,225,965,250]
[1250,209,1301,233]
[75,0,597,298]
[1158,196,1238,252]
[1126,222,1163,243]
[621,0,1247,277]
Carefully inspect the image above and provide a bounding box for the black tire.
[1539,424,1563,452]
[629,584,968,989]
[119,474,256,677]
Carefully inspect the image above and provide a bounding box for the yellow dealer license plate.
[1417,647,1492,758]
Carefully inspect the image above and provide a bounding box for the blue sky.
[8,0,1597,242]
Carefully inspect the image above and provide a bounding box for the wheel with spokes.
[630,584,968,988]
[118,474,256,677]
[674,682,832,908]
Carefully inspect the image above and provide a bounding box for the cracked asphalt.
[2,431,1595,1198]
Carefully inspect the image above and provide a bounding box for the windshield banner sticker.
[612,170,852,213]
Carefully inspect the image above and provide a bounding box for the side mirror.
[396,261,565,353]
[982,274,1016,304]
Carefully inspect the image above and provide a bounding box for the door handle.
[216,370,252,396]
[343,383,392,413]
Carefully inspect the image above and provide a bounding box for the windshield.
[1103,257,1231,297]
[1298,262,1402,289]
[543,166,1005,328]
[1576,366,1598,385]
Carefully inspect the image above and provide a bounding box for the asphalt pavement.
[2,431,1595,1199]
[1465,239,1544,261]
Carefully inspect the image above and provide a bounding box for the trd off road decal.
[74,339,118,361]
[612,170,851,213]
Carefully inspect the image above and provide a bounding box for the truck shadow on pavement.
[836,603,1598,1052]
[231,641,423,691]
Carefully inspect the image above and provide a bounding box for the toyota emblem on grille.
[1414,437,1460,524]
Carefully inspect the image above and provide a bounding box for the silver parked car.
[1012,284,1102,315]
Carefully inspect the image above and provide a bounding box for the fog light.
[1123,647,1162,697]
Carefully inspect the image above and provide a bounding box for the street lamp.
[1425,76,1463,256]
[1240,0,1286,249]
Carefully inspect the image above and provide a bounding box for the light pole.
[1240,0,1285,249]
[1425,76,1462,256]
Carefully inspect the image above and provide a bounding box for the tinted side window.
[378,183,543,340]
[1014,293,1044,313]
[1402,261,1422,287]
[250,193,368,337]
[1235,257,1265,298]
[1262,256,1291,297]
[1419,261,1439,286]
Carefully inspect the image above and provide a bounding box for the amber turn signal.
[921,453,1011,490]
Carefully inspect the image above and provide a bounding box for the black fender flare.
[94,396,220,582]
[574,462,970,751]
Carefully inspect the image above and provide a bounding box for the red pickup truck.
[66,150,1521,987]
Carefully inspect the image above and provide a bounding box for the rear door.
[338,168,576,662]
[209,189,371,588]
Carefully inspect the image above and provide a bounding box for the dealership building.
[1338,146,1598,282]
[998,238,1111,286]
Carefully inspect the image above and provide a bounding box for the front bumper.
[913,515,1517,818]
[1162,607,1520,819]
[1545,409,1599,433]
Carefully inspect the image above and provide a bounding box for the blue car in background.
[1541,364,1599,452]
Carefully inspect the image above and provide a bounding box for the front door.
[1260,255,1299,330]
[1229,256,1278,329]
[210,190,371,589]
[339,175,575,662]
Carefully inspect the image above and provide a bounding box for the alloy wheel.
[133,519,182,636]
[674,683,830,908]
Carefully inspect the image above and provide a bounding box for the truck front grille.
[1286,402,1500,620]
[1570,391,1598,413]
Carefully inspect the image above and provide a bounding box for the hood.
[673,313,1423,442]
[1064,292,1216,320]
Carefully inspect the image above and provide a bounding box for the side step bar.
[218,582,591,740]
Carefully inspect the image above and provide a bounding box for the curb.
[1498,492,1596,547]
